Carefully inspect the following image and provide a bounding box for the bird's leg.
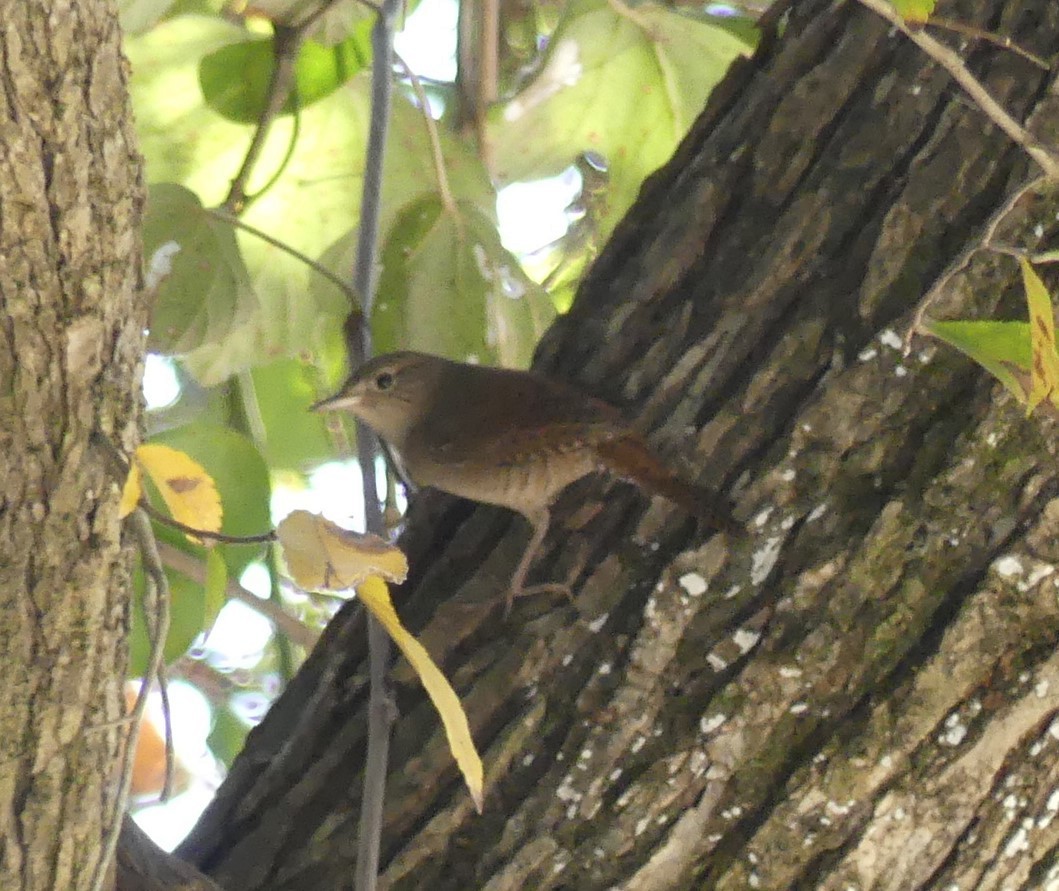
[504,508,574,616]
[505,509,550,614]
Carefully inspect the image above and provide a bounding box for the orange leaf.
[124,685,190,800]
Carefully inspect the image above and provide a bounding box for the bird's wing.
[424,420,621,468]
[420,367,624,466]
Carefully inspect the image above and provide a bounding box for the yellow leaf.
[1020,258,1059,414]
[135,443,223,539]
[357,575,484,812]
[275,513,480,807]
[276,510,407,591]
[119,462,142,519]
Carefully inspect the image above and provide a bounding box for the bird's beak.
[310,390,360,413]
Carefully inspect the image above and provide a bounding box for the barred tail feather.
[596,435,744,536]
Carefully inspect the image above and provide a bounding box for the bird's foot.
[502,538,589,617]
[503,581,574,618]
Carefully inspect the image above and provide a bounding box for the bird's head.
[311,351,445,447]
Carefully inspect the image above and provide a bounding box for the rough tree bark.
[179,0,1059,888]
[0,2,147,889]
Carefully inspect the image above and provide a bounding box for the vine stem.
[91,509,171,891]
[352,1,403,889]
[208,207,363,310]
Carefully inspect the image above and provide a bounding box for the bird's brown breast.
[399,427,606,517]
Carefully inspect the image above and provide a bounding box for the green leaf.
[130,18,494,384]
[144,183,259,363]
[125,15,251,186]
[207,703,250,768]
[370,196,556,367]
[249,358,341,471]
[199,29,371,124]
[128,38,348,384]
[378,90,498,241]
[128,562,206,677]
[698,8,760,45]
[203,548,229,636]
[922,319,1031,404]
[889,0,935,22]
[488,0,751,238]
[119,0,180,33]
[242,0,374,46]
[153,424,272,577]
[197,39,274,125]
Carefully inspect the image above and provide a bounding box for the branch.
[139,500,276,544]
[222,0,347,212]
[158,541,321,650]
[477,0,498,170]
[856,0,1059,179]
[224,25,304,213]
[454,0,498,167]
[157,662,176,802]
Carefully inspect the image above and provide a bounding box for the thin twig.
[903,176,1048,352]
[247,100,303,205]
[224,25,304,213]
[139,499,276,544]
[352,17,395,324]
[927,16,1050,70]
[293,0,343,31]
[157,662,175,802]
[605,0,656,32]
[1029,248,1059,264]
[157,541,320,649]
[394,52,461,226]
[92,509,171,891]
[268,545,298,683]
[477,0,499,170]
[208,207,364,310]
[856,0,1059,178]
[173,656,238,705]
[220,0,348,212]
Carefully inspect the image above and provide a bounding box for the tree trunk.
[180,0,1059,888]
[0,2,146,888]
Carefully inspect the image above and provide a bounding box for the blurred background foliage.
[116,0,756,843]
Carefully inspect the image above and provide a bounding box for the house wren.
[312,351,741,610]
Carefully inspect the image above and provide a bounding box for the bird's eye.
[374,371,395,391]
